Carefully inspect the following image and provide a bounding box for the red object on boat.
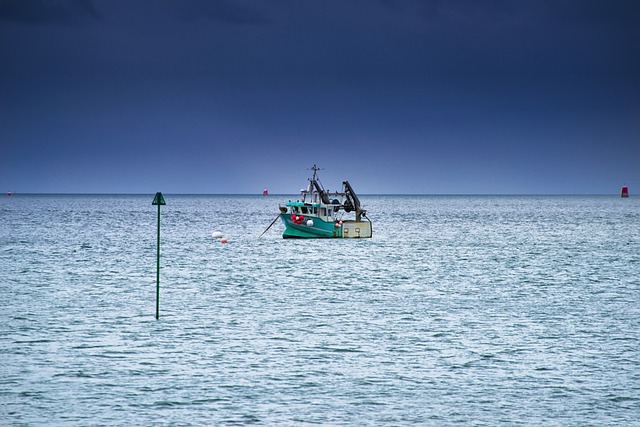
[621,185,629,198]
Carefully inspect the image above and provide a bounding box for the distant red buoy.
[621,185,629,198]
[220,238,228,243]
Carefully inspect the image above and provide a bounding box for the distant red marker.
[621,185,629,198]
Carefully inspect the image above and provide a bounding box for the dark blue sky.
[1,0,638,194]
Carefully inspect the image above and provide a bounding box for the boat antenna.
[308,164,323,183]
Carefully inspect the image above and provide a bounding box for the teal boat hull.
[280,213,341,238]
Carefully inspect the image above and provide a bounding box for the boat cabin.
[283,200,342,222]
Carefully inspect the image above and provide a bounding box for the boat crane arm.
[342,180,366,220]
[313,180,331,204]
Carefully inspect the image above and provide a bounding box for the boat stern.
[340,219,372,238]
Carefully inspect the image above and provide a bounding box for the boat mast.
[308,164,331,204]
[309,164,322,186]
[308,164,320,203]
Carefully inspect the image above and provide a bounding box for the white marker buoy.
[306,219,314,227]
[212,231,224,239]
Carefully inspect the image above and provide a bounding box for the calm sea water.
[1,194,639,426]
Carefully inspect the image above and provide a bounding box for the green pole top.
[152,192,166,206]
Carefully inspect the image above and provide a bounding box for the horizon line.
[2,192,628,197]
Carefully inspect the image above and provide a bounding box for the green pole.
[156,201,160,320]
[152,192,165,320]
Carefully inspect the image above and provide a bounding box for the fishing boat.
[276,165,372,238]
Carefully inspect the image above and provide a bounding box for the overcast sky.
[1,0,638,194]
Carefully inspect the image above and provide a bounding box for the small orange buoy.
[220,238,228,243]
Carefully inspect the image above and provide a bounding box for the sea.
[1,194,639,426]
